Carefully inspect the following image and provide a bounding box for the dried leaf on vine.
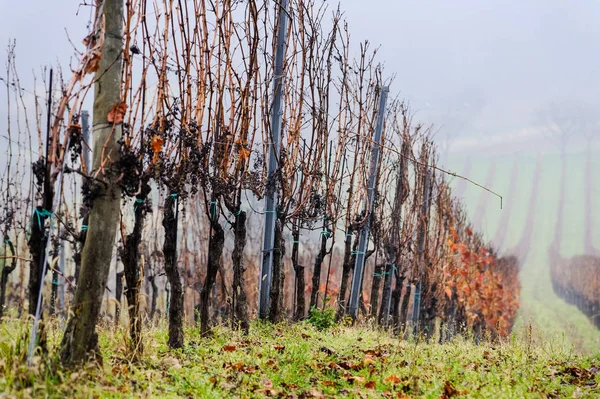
[235,139,251,161]
[238,147,251,161]
[107,101,127,124]
[445,287,453,299]
[151,135,165,153]
[84,53,102,75]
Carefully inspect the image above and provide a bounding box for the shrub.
[307,307,336,331]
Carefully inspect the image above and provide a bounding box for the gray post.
[412,169,431,335]
[347,86,389,319]
[59,240,66,315]
[81,110,92,173]
[258,0,289,319]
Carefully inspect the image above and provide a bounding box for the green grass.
[2,152,598,398]
[1,319,599,398]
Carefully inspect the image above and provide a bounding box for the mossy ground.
[0,318,599,398]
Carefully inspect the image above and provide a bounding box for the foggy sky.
[1,0,599,154]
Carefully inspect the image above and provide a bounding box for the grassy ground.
[1,319,599,398]
[1,152,598,398]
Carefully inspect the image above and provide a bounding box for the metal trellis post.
[347,86,389,320]
[258,0,289,319]
[81,110,91,173]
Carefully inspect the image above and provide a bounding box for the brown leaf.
[328,361,340,370]
[364,380,376,389]
[363,349,383,357]
[301,389,325,398]
[281,382,299,389]
[222,345,237,352]
[107,101,127,124]
[385,374,401,385]
[347,375,365,385]
[225,361,256,374]
[320,346,336,356]
[274,344,285,352]
[558,366,595,385]
[84,51,102,75]
[231,361,244,371]
[255,388,278,396]
[441,380,466,398]
[338,361,363,370]
[263,378,273,389]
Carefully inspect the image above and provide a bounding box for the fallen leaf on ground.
[347,375,365,385]
[263,378,273,388]
[274,344,285,352]
[320,346,336,356]
[441,380,467,398]
[300,389,325,398]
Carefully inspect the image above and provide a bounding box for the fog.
[0,0,599,347]
[338,1,600,153]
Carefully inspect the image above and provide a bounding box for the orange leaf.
[107,101,127,124]
[151,135,164,153]
[238,146,251,161]
[461,284,471,296]
[445,287,453,299]
[364,380,376,389]
[385,374,401,384]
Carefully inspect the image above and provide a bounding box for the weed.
[307,307,336,331]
